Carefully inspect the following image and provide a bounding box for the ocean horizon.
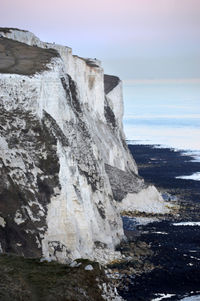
[123,81,200,152]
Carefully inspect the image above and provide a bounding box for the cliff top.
[0,37,59,75]
[0,27,28,34]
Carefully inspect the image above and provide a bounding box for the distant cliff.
[0,28,169,264]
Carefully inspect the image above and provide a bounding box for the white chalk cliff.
[0,28,169,264]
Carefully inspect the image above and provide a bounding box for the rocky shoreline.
[109,144,200,301]
[128,144,200,204]
[0,144,200,301]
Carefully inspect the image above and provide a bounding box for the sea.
[122,82,200,301]
[123,81,200,180]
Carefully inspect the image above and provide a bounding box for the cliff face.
[0,28,168,264]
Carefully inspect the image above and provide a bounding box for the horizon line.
[123,78,200,85]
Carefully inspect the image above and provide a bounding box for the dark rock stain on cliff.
[43,111,69,148]
[105,164,145,202]
[61,75,82,114]
[0,105,61,256]
[104,97,116,129]
[61,76,103,192]
[0,160,41,257]
[104,74,120,95]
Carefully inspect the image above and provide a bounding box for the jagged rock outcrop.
[0,28,169,264]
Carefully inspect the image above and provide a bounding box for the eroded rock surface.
[0,28,168,264]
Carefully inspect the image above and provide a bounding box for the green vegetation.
[0,37,59,76]
[0,254,106,301]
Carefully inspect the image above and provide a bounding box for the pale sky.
[1,0,200,80]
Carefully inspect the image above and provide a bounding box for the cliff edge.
[0,28,169,264]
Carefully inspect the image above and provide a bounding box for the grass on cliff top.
[0,254,106,301]
[0,37,59,76]
[0,28,28,33]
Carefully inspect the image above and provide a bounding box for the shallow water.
[181,295,200,300]
[176,172,200,181]
[151,294,176,301]
[121,84,200,300]
[173,222,200,226]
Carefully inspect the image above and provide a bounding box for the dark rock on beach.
[114,144,200,301]
[128,144,200,203]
